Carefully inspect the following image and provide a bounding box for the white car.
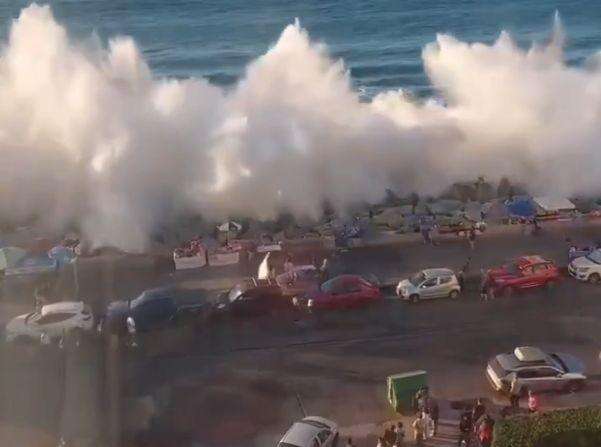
[396,268,461,302]
[486,346,586,394]
[5,301,94,343]
[278,416,338,447]
[568,249,601,283]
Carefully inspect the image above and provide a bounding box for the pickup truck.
[98,285,210,337]
[487,255,561,297]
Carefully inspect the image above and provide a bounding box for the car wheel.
[565,380,584,393]
[409,294,420,303]
[503,287,514,298]
[589,273,601,284]
[449,290,459,300]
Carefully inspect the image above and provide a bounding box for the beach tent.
[505,197,535,218]
[532,197,576,216]
[0,246,27,271]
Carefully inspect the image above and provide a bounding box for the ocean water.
[1,1,601,98]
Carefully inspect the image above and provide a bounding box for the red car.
[299,274,382,310]
[487,255,561,297]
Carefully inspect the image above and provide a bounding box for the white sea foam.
[0,5,597,250]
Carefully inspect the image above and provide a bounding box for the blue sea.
[1,1,601,98]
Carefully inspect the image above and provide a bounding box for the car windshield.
[228,285,245,303]
[549,354,568,373]
[410,272,426,286]
[320,278,341,293]
[586,250,601,264]
[489,357,510,378]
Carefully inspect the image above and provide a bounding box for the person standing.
[320,257,330,282]
[375,436,385,447]
[468,228,476,250]
[480,269,489,302]
[478,417,493,447]
[412,414,425,446]
[423,411,435,439]
[472,399,486,425]
[345,437,355,447]
[393,421,405,447]
[284,255,295,284]
[458,410,472,446]
[509,373,521,408]
[430,400,440,436]
[383,425,395,446]
[528,390,539,413]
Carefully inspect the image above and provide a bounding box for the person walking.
[430,400,440,436]
[509,373,521,408]
[412,414,425,446]
[345,437,355,447]
[528,390,539,413]
[376,436,386,447]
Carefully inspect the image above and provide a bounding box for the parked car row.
[6,246,601,347]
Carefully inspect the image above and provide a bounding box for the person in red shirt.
[478,417,493,447]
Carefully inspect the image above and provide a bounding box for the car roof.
[498,347,557,371]
[41,301,84,317]
[280,421,320,446]
[514,346,546,362]
[423,268,454,277]
[517,255,549,266]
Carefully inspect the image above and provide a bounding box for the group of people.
[458,399,494,447]
[410,387,439,445]
[374,422,405,447]
[507,373,539,413]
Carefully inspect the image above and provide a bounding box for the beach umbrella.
[0,246,27,271]
[217,221,242,232]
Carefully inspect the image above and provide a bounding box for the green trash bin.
[387,370,427,414]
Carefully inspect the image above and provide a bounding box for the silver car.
[396,268,461,302]
[278,416,338,447]
[486,346,586,394]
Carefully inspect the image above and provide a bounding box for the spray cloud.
[0,5,599,250]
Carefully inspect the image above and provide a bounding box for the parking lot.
[2,220,601,446]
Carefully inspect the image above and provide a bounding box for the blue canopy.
[506,198,535,218]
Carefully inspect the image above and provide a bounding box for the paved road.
[122,277,601,446]
[2,219,601,447]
